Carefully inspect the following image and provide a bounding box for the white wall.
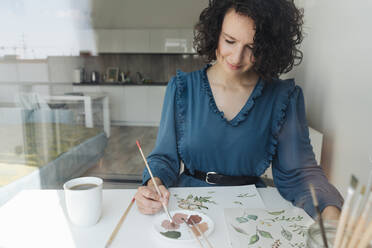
[286,0,372,196]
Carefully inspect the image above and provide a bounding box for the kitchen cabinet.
[149,29,194,53]
[99,86,126,122]
[73,86,102,93]
[122,30,150,53]
[123,86,148,123]
[50,84,73,96]
[123,86,166,125]
[145,86,166,123]
[95,29,150,53]
[0,63,18,82]
[95,28,195,54]
[0,85,20,104]
[0,61,49,83]
[18,62,49,82]
[72,85,166,126]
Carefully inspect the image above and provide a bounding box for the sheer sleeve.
[272,86,343,218]
[142,77,180,188]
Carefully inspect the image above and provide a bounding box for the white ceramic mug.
[63,177,103,227]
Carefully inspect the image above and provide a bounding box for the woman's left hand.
[321,206,341,220]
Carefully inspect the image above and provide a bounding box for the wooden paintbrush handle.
[105,198,135,248]
[347,216,366,248]
[358,220,372,248]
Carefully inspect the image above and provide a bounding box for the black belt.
[183,167,260,186]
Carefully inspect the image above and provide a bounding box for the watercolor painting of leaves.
[257,228,273,239]
[289,242,306,247]
[235,211,258,223]
[249,234,259,245]
[246,227,273,246]
[289,223,308,237]
[176,194,216,210]
[231,224,250,236]
[268,215,304,223]
[267,210,285,215]
[230,223,261,246]
[280,226,293,241]
[227,208,310,247]
[237,193,256,198]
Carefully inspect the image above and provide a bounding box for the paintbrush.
[136,140,173,223]
[309,183,328,248]
[340,185,365,248]
[181,217,204,248]
[189,218,214,248]
[334,175,359,248]
[347,186,372,248]
[105,198,135,248]
[359,169,372,218]
[358,220,372,248]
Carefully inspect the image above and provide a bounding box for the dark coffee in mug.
[69,183,97,190]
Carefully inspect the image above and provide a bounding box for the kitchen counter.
[73,82,167,86]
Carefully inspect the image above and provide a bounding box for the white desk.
[0,187,293,248]
[44,93,110,137]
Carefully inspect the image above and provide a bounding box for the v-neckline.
[201,64,264,126]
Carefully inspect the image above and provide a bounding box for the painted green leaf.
[236,217,249,223]
[249,234,259,245]
[258,229,273,239]
[247,215,258,221]
[160,231,181,239]
[237,193,256,198]
[281,227,293,241]
[231,224,249,235]
[233,201,243,205]
[199,197,211,202]
[268,210,285,215]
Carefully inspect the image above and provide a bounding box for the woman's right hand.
[135,177,170,215]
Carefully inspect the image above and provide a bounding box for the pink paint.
[161,220,180,230]
[172,213,189,224]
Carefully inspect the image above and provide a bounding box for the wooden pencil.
[105,198,135,248]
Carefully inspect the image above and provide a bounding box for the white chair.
[14,92,50,110]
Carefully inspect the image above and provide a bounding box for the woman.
[135,0,343,219]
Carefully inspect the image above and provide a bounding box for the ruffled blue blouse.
[143,64,343,217]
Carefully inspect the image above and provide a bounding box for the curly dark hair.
[193,0,304,81]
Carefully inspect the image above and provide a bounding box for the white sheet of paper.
[224,207,314,248]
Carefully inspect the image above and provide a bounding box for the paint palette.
[153,210,214,243]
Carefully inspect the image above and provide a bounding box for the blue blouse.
[143,64,343,217]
